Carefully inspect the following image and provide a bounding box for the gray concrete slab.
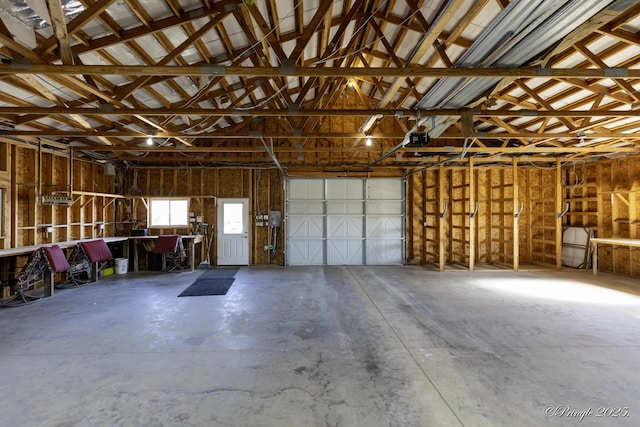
[0,266,639,426]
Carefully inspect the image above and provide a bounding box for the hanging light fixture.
[365,134,372,147]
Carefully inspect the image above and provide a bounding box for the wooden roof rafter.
[2,0,640,168]
[36,0,118,57]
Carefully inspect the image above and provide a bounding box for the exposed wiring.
[571,163,585,196]
[82,150,117,160]
[525,161,558,170]
[233,84,289,110]
[460,137,474,159]
[313,1,423,66]
[239,0,305,60]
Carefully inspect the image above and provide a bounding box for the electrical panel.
[269,210,282,227]
[255,214,269,227]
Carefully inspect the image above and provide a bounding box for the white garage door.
[286,178,405,266]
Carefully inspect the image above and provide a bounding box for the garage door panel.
[327,200,363,215]
[366,239,403,265]
[327,179,363,199]
[368,178,403,199]
[288,201,324,215]
[287,216,324,239]
[367,200,403,215]
[286,178,404,266]
[327,239,363,265]
[328,217,363,238]
[367,217,403,239]
[289,179,324,199]
[289,239,324,265]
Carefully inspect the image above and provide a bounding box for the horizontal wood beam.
[57,145,640,155]
[3,107,640,118]
[2,130,640,140]
[2,64,640,79]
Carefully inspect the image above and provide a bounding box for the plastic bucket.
[115,258,128,275]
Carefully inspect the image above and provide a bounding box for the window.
[223,202,244,234]
[149,198,188,227]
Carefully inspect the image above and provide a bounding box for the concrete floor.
[1,266,639,427]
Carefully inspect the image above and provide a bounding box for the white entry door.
[217,198,249,265]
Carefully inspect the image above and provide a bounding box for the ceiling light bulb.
[146,137,153,146]
[366,137,372,147]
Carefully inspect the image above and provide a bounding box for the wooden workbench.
[590,237,640,276]
[0,237,129,298]
[0,237,129,259]
[128,235,204,272]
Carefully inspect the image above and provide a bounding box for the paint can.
[115,258,128,275]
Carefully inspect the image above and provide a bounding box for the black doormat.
[201,267,239,278]
[178,278,235,297]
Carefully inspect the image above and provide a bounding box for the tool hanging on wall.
[197,223,214,269]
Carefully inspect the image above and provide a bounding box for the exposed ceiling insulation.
[0,0,640,172]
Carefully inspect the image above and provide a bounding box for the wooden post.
[34,145,41,246]
[512,163,519,271]
[67,157,73,240]
[527,169,533,265]
[252,170,257,265]
[595,162,604,271]
[486,169,493,265]
[556,159,563,270]
[592,241,598,276]
[439,164,445,272]
[11,145,18,248]
[469,158,476,271]
[422,171,428,264]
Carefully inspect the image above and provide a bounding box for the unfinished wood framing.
[447,167,471,269]
[527,166,558,269]
[579,156,640,276]
[3,0,640,303]
[484,166,516,268]
[1,1,639,171]
[7,144,117,248]
[411,161,527,272]
[439,164,449,271]
[120,167,284,267]
[4,152,640,278]
[426,170,441,267]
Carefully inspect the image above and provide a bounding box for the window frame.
[148,198,190,228]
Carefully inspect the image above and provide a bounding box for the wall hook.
[439,201,448,218]
[514,202,524,219]
[470,201,479,219]
[558,202,569,219]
